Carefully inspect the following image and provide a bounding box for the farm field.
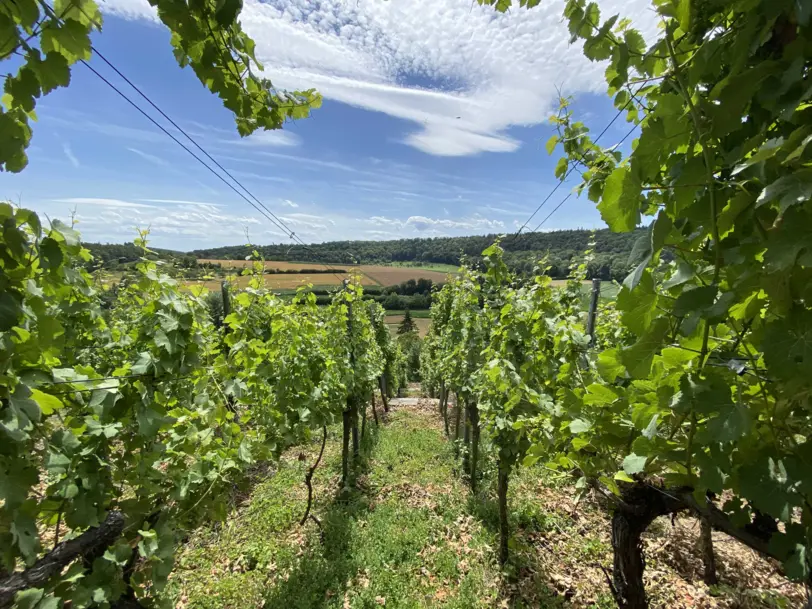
[197,259,349,272]
[196,259,453,287]
[183,273,376,291]
[356,264,451,286]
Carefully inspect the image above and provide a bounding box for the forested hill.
[191,228,644,280]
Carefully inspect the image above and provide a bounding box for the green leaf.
[214,0,243,27]
[40,19,92,63]
[15,588,44,609]
[650,210,672,253]
[622,453,646,475]
[660,346,699,368]
[756,169,812,214]
[29,51,71,94]
[30,389,63,415]
[676,0,690,30]
[731,138,784,175]
[570,418,592,433]
[784,543,809,581]
[642,413,658,439]
[706,402,750,443]
[598,165,641,232]
[154,329,174,355]
[51,219,80,246]
[672,156,706,214]
[672,285,717,317]
[695,451,724,494]
[621,317,669,378]
[545,134,558,155]
[0,291,22,331]
[663,259,694,290]
[762,306,812,381]
[582,383,619,405]
[55,0,102,27]
[571,437,591,451]
[614,471,635,483]
[40,237,64,270]
[597,348,625,382]
[738,456,794,523]
[554,156,568,179]
[12,509,40,564]
[617,271,657,334]
[5,68,41,113]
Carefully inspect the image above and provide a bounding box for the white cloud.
[127,147,169,167]
[227,169,293,183]
[52,197,156,209]
[38,196,285,244]
[140,198,224,209]
[225,130,301,148]
[367,214,504,233]
[281,199,299,207]
[103,0,659,156]
[62,143,80,168]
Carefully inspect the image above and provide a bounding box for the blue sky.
[0,0,654,251]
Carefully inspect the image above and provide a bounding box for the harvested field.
[183,272,374,291]
[197,259,350,273]
[357,264,451,286]
[196,260,454,288]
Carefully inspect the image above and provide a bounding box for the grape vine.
[0,210,382,608]
[423,0,812,606]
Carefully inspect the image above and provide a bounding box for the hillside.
[190,228,643,280]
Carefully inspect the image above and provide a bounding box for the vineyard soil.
[166,397,800,609]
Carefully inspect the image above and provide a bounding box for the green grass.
[167,407,500,609]
[167,401,799,609]
[383,309,430,318]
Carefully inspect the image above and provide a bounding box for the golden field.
[195,259,453,288]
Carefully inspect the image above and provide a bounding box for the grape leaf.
[598,165,641,232]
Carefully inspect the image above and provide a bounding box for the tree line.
[190,228,643,280]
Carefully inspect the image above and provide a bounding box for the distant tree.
[398,308,417,335]
[383,293,404,310]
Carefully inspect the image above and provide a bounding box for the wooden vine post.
[221,280,231,321]
[370,391,379,426]
[341,279,354,487]
[439,380,450,436]
[379,376,389,413]
[468,401,480,491]
[586,278,600,343]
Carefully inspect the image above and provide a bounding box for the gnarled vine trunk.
[379,376,389,413]
[700,514,717,585]
[371,392,379,426]
[607,485,686,609]
[441,385,450,436]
